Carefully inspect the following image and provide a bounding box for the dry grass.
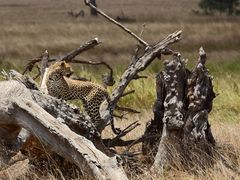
[0,0,240,179]
[103,113,240,180]
[0,21,239,68]
[0,0,239,69]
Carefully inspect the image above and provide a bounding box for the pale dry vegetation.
[0,0,240,179]
[0,0,240,67]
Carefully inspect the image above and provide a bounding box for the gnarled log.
[0,80,128,180]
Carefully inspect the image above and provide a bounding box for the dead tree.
[0,28,183,180]
[84,1,181,134]
[0,79,128,180]
[99,31,182,133]
[142,48,217,173]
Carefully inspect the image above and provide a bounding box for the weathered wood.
[142,72,165,156]
[99,31,182,133]
[0,80,100,140]
[0,81,128,180]
[3,69,39,90]
[151,53,188,173]
[60,38,100,62]
[2,69,97,143]
[40,50,50,93]
[148,48,216,174]
[40,50,49,80]
[23,38,100,75]
[184,47,216,144]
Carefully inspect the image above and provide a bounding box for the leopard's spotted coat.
[46,61,108,127]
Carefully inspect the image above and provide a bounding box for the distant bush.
[199,0,240,15]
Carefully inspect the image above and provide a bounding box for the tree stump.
[143,48,216,173]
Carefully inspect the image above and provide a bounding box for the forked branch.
[71,59,115,87]
[99,30,182,133]
[120,90,135,98]
[23,38,100,74]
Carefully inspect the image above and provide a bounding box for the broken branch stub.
[40,50,50,92]
[40,50,49,80]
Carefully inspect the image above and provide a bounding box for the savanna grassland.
[0,0,240,179]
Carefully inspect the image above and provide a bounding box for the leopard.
[45,61,109,131]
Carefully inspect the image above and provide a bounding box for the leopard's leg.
[84,91,121,134]
[82,91,102,126]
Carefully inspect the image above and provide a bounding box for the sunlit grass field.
[0,0,240,179]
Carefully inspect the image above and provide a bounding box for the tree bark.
[0,80,128,180]
[142,48,216,173]
[99,31,182,133]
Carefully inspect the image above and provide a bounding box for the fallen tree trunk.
[0,80,128,180]
[0,29,182,178]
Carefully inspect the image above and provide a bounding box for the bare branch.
[133,74,148,80]
[23,38,100,75]
[139,23,146,38]
[103,121,140,147]
[126,134,161,152]
[85,0,149,47]
[103,138,136,147]
[115,121,140,139]
[60,38,100,62]
[99,31,182,132]
[0,80,128,179]
[40,50,49,80]
[23,57,56,75]
[111,30,181,106]
[7,70,39,90]
[120,90,135,98]
[33,65,41,80]
[113,113,128,120]
[71,59,113,77]
[71,59,115,87]
[0,97,127,180]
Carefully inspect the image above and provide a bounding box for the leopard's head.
[47,61,73,81]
